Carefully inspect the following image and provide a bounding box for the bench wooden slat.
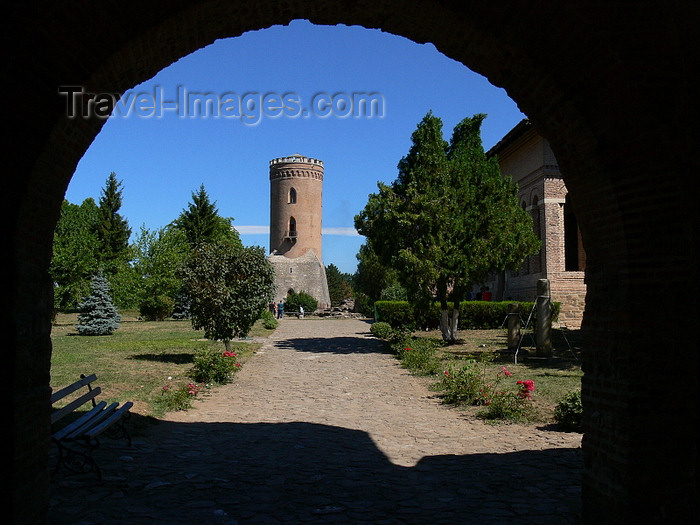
[84,402,133,440]
[51,374,132,478]
[64,402,120,440]
[52,401,107,442]
[50,374,98,404]
[50,387,102,425]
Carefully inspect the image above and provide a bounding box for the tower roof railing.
[270,154,323,167]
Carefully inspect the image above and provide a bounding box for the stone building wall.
[481,120,587,327]
[269,251,331,308]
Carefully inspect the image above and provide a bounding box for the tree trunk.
[440,307,460,343]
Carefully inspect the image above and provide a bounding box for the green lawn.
[409,327,583,423]
[50,311,273,419]
[51,312,582,427]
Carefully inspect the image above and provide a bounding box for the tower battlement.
[270,154,323,167]
[269,154,324,181]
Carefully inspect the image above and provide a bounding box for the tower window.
[288,188,297,204]
[285,217,297,241]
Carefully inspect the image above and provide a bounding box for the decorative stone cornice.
[269,168,324,181]
[269,154,324,181]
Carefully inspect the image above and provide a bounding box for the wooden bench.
[51,373,133,479]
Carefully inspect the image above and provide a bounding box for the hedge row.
[374,300,560,330]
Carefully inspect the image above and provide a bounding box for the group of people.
[268,300,305,319]
[466,287,493,301]
[269,300,284,319]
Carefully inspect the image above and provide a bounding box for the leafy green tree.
[352,243,400,302]
[51,199,101,311]
[355,112,540,342]
[107,261,142,310]
[325,263,353,306]
[173,184,242,249]
[133,225,189,300]
[351,242,404,315]
[181,242,275,349]
[76,269,121,335]
[131,225,190,319]
[97,172,132,271]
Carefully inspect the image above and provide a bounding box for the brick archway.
[7,2,696,523]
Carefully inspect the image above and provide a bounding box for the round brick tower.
[269,154,324,259]
[269,154,330,308]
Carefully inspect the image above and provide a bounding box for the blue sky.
[66,19,525,274]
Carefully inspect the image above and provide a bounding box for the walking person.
[277,300,284,319]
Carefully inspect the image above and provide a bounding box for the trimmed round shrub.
[370,321,394,340]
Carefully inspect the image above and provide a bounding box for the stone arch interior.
[11,5,695,524]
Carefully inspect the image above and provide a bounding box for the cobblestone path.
[50,318,582,524]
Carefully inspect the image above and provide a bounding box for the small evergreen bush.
[554,390,583,432]
[171,289,191,320]
[76,270,121,335]
[260,309,278,329]
[370,321,394,340]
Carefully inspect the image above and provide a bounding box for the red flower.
[517,379,535,391]
[516,379,535,399]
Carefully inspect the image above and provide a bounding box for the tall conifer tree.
[355,112,540,342]
[97,172,131,270]
[173,184,242,248]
